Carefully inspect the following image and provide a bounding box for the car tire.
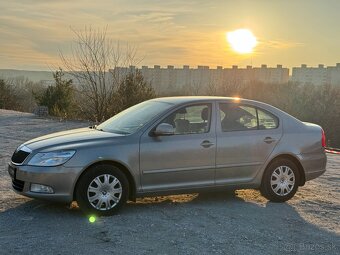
[75,164,129,216]
[260,158,300,202]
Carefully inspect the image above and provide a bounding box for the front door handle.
[263,137,276,144]
[200,140,214,148]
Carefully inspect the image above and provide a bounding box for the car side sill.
[135,182,259,198]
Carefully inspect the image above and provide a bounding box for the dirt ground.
[0,109,339,255]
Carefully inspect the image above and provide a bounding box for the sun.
[226,29,257,54]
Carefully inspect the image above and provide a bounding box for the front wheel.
[260,158,300,202]
[75,164,129,216]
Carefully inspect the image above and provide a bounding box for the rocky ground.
[0,109,339,255]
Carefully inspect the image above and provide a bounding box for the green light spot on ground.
[89,216,96,223]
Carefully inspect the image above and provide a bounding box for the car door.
[140,102,216,192]
[215,102,282,185]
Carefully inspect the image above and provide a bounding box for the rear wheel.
[260,158,300,202]
[76,164,129,216]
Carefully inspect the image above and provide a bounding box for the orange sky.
[1,0,339,70]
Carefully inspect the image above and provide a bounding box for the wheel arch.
[263,154,306,186]
[73,160,137,201]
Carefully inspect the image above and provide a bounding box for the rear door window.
[219,103,279,132]
[219,104,257,132]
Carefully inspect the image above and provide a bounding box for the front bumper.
[8,162,82,203]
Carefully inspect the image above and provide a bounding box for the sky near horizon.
[1,0,340,71]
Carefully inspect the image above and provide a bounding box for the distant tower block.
[112,64,291,93]
[291,63,340,86]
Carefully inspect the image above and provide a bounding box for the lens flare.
[89,216,96,223]
[227,29,257,54]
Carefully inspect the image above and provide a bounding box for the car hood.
[23,127,124,151]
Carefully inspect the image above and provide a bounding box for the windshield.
[97,101,174,134]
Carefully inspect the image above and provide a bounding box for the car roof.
[150,96,255,104]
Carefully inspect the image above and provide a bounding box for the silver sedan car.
[8,97,327,215]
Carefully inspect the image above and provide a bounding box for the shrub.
[34,69,75,118]
[0,79,20,110]
[113,70,156,114]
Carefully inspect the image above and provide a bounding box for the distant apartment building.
[111,64,289,93]
[291,63,340,86]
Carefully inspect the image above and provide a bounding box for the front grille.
[11,150,30,164]
[12,179,25,192]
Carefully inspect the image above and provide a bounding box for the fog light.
[30,183,54,194]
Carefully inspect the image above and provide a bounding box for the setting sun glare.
[227,29,257,54]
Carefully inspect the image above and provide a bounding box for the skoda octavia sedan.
[8,97,327,215]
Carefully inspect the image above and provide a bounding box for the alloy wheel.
[87,174,123,211]
[270,166,295,196]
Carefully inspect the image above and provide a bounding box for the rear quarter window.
[257,108,279,129]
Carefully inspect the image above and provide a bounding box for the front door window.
[163,104,212,134]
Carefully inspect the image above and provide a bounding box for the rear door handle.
[263,137,276,144]
[200,140,214,148]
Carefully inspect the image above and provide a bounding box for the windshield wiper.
[90,125,130,134]
[108,129,131,135]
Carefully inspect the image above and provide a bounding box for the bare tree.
[205,79,219,96]
[60,26,141,121]
[5,76,41,112]
[186,79,203,96]
[218,75,245,97]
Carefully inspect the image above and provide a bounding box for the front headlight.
[27,150,76,166]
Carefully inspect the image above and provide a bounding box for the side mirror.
[154,123,175,136]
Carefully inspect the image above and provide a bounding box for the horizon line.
[2,62,340,72]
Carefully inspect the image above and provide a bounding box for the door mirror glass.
[154,123,175,136]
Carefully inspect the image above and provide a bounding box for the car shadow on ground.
[0,190,339,254]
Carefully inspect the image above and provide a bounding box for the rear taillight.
[321,129,326,148]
